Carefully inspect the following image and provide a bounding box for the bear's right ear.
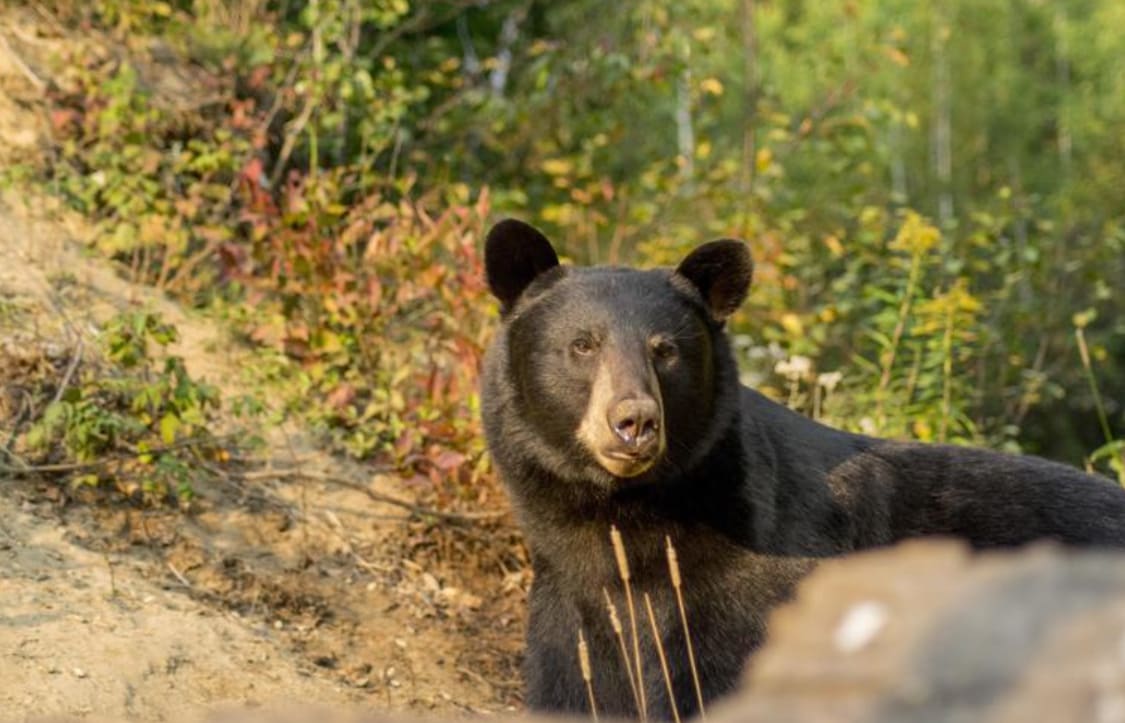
[485,219,560,314]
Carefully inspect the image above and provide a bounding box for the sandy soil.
[0,9,525,721]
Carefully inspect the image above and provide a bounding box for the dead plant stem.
[611,525,647,721]
[666,537,705,718]
[604,587,643,717]
[644,593,681,723]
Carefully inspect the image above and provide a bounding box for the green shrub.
[21,311,226,504]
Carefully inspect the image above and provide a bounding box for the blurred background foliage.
[27,0,1125,489]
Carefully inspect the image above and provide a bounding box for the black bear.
[480,218,1125,721]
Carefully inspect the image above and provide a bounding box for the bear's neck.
[512,414,774,574]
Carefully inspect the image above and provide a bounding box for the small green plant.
[1074,311,1125,485]
[21,311,226,504]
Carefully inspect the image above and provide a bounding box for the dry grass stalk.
[644,593,681,723]
[610,525,647,721]
[666,536,706,718]
[1076,326,1124,484]
[577,629,599,721]
[604,587,643,717]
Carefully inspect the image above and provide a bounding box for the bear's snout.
[608,397,661,451]
[582,386,665,479]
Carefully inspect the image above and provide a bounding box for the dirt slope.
[1,489,355,721]
[0,10,524,721]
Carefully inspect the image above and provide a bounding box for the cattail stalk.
[644,593,681,723]
[611,525,647,721]
[578,629,599,722]
[667,536,705,718]
[604,587,642,717]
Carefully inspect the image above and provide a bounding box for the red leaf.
[366,277,383,308]
[432,450,466,471]
[325,384,356,410]
[50,109,80,133]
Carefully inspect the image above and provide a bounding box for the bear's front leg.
[522,574,589,713]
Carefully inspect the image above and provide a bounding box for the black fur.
[480,220,1125,720]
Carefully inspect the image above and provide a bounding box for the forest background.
[8,0,1125,505]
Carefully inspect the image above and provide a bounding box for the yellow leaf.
[139,214,166,245]
[692,27,717,43]
[890,211,940,255]
[1073,309,1097,329]
[780,313,804,338]
[570,187,592,203]
[541,158,574,176]
[883,46,910,67]
[160,414,180,445]
[755,147,773,173]
[528,40,553,57]
[699,77,724,96]
[75,473,100,487]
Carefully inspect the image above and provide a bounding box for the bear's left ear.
[674,239,754,323]
[485,219,561,314]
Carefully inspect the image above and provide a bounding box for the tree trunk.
[676,66,695,182]
[931,1,954,226]
[740,0,758,194]
[1053,6,1072,179]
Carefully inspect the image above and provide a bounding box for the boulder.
[713,539,1125,723]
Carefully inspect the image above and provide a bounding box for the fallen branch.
[268,90,315,189]
[0,434,237,476]
[0,30,47,92]
[0,440,508,525]
[166,561,192,588]
[50,338,84,406]
[229,465,509,525]
[0,458,112,475]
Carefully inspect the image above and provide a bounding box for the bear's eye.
[651,338,678,361]
[571,337,596,356]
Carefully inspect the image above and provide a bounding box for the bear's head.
[483,219,752,493]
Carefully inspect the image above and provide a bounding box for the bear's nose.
[608,397,661,450]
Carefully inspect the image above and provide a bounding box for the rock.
[712,539,1125,723]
